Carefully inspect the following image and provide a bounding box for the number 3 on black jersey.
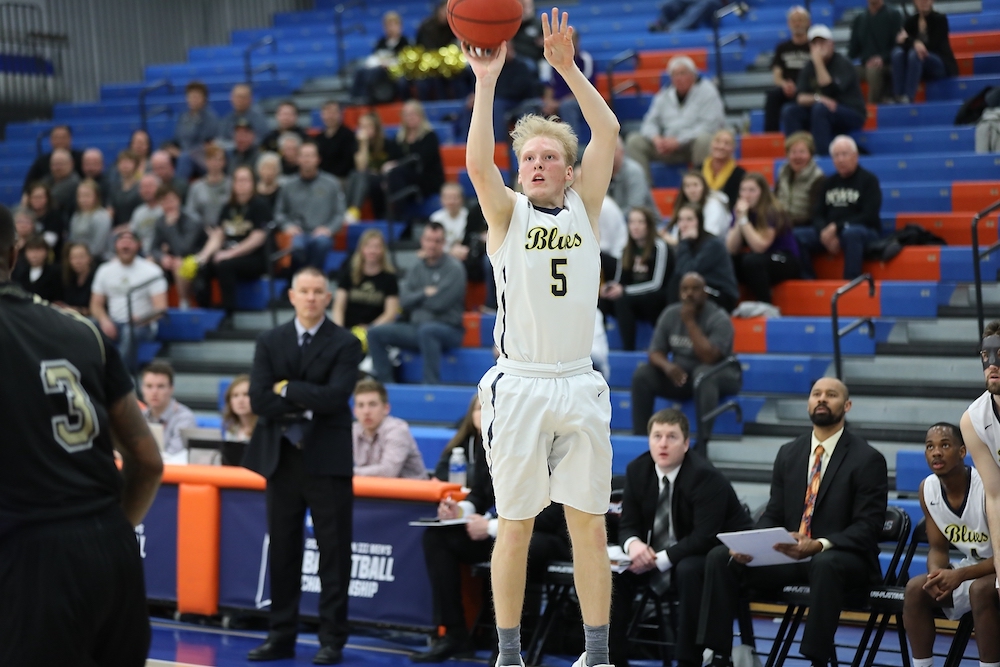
[551,258,568,297]
[39,360,99,452]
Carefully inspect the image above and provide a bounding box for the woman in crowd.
[665,171,730,242]
[668,203,740,311]
[24,181,65,253]
[254,151,283,213]
[774,131,824,229]
[68,178,112,261]
[107,149,143,229]
[600,206,672,351]
[222,374,257,443]
[16,235,62,302]
[129,129,152,175]
[151,185,206,309]
[59,241,96,317]
[195,166,270,318]
[701,128,745,211]
[185,144,231,228]
[345,112,389,221]
[726,172,801,304]
[891,0,958,103]
[332,228,399,335]
[383,100,445,217]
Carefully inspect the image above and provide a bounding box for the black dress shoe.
[410,634,474,663]
[314,645,344,664]
[247,638,296,661]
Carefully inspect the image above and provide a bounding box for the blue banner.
[137,482,178,601]
[218,489,437,629]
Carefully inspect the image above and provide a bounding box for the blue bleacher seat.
[136,341,162,366]
[766,317,894,355]
[410,425,456,470]
[880,282,939,317]
[235,277,289,311]
[855,128,975,155]
[385,384,474,425]
[940,247,1000,281]
[605,317,653,351]
[156,309,226,342]
[896,450,974,493]
[397,348,495,385]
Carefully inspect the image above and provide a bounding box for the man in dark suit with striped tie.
[697,378,888,667]
[244,266,363,664]
[611,408,752,667]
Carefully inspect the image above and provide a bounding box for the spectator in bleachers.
[609,136,658,220]
[765,6,812,133]
[457,42,541,143]
[68,179,112,261]
[278,132,302,179]
[317,101,358,182]
[222,374,257,443]
[430,183,469,250]
[219,84,270,143]
[350,11,411,104]
[275,142,345,271]
[332,228,400,335]
[24,182,65,252]
[667,203,739,312]
[173,80,220,180]
[782,25,867,156]
[383,101,446,216]
[10,207,37,287]
[15,235,61,302]
[255,151,283,213]
[648,0,721,33]
[352,379,427,479]
[890,0,958,104]
[262,101,307,154]
[698,378,888,667]
[150,150,189,204]
[128,129,152,176]
[90,230,168,371]
[664,171,730,242]
[797,135,882,280]
[367,222,466,385]
[610,408,752,667]
[45,148,81,216]
[185,144,230,228]
[775,131,825,229]
[600,206,672,351]
[228,119,261,176]
[849,0,903,104]
[414,2,463,101]
[107,150,143,229]
[701,129,745,213]
[625,56,725,179]
[345,113,389,222]
[902,422,1000,667]
[140,361,197,464]
[59,242,95,317]
[81,148,109,206]
[725,172,801,304]
[194,166,270,318]
[539,31,593,142]
[128,173,163,256]
[151,185,206,309]
[630,271,739,440]
[21,125,82,195]
[598,195,629,281]
[511,0,544,68]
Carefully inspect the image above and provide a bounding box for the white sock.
[979,661,999,667]
[913,658,934,667]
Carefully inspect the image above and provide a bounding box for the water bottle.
[448,447,467,488]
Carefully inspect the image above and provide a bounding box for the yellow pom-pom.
[179,255,200,281]
[351,325,369,354]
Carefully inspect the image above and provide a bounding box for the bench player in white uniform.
[904,423,999,667]
[463,8,620,667]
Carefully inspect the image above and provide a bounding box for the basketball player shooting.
[464,8,620,667]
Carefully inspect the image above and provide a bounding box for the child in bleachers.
[663,171,730,242]
[68,179,112,262]
[222,374,257,443]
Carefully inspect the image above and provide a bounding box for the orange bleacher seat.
[635,49,709,71]
[955,54,976,76]
[652,187,678,218]
[738,158,775,185]
[896,212,998,245]
[950,31,1000,55]
[864,104,877,130]
[462,311,481,347]
[440,143,511,184]
[772,280,881,317]
[465,282,486,312]
[597,70,664,96]
[732,316,766,353]
[813,246,941,281]
[953,181,1000,212]
[343,102,404,130]
[740,133,786,158]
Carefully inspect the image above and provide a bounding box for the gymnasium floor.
[145,618,979,667]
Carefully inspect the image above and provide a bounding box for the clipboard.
[716,527,809,567]
[408,518,470,527]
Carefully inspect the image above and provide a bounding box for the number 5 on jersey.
[551,258,568,297]
[40,359,100,453]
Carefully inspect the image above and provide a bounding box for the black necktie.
[301,331,312,347]
[649,475,672,595]
[285,330,314,446]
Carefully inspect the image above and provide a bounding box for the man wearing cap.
[227,119,261,176]
[780,24,866,156]
[625,55,725,179]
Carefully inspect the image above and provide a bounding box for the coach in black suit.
[697,377,888,667]
[244,266,363,665]
[611,408,752,667]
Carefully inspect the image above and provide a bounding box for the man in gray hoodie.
[274,142,345,270]
[367,222,467,385]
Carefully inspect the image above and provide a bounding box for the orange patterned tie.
[798,445,825,537]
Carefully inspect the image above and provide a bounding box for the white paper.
[408,518,470,527]
[607,545,632,574]
[716,527,809,567]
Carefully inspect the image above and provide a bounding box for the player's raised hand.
[462,41,507,82]
[541,7,575,71]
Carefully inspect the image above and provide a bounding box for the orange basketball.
[447,0,523,50]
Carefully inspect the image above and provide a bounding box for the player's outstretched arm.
[464,43,517,237]
[109,391,163,526]
[542,8,620,225]
[962,410,1000,579]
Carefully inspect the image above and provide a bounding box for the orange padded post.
[176,483,221,616]
[731,316,766,353]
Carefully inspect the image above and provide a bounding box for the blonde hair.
[399,100,433,143]
[510,114,579,168]
[223,374,257,436]
[350,228,396,285]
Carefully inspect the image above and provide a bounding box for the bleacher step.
[841,355,983,398]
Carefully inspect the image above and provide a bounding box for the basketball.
[447,0,523,50]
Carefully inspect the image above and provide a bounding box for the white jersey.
[922,467,992,562]
[969,390,1000,468]
[489,189,600,365]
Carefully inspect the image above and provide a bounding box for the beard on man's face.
[809,405,844,427]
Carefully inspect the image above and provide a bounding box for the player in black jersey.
[0,203,164,666]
